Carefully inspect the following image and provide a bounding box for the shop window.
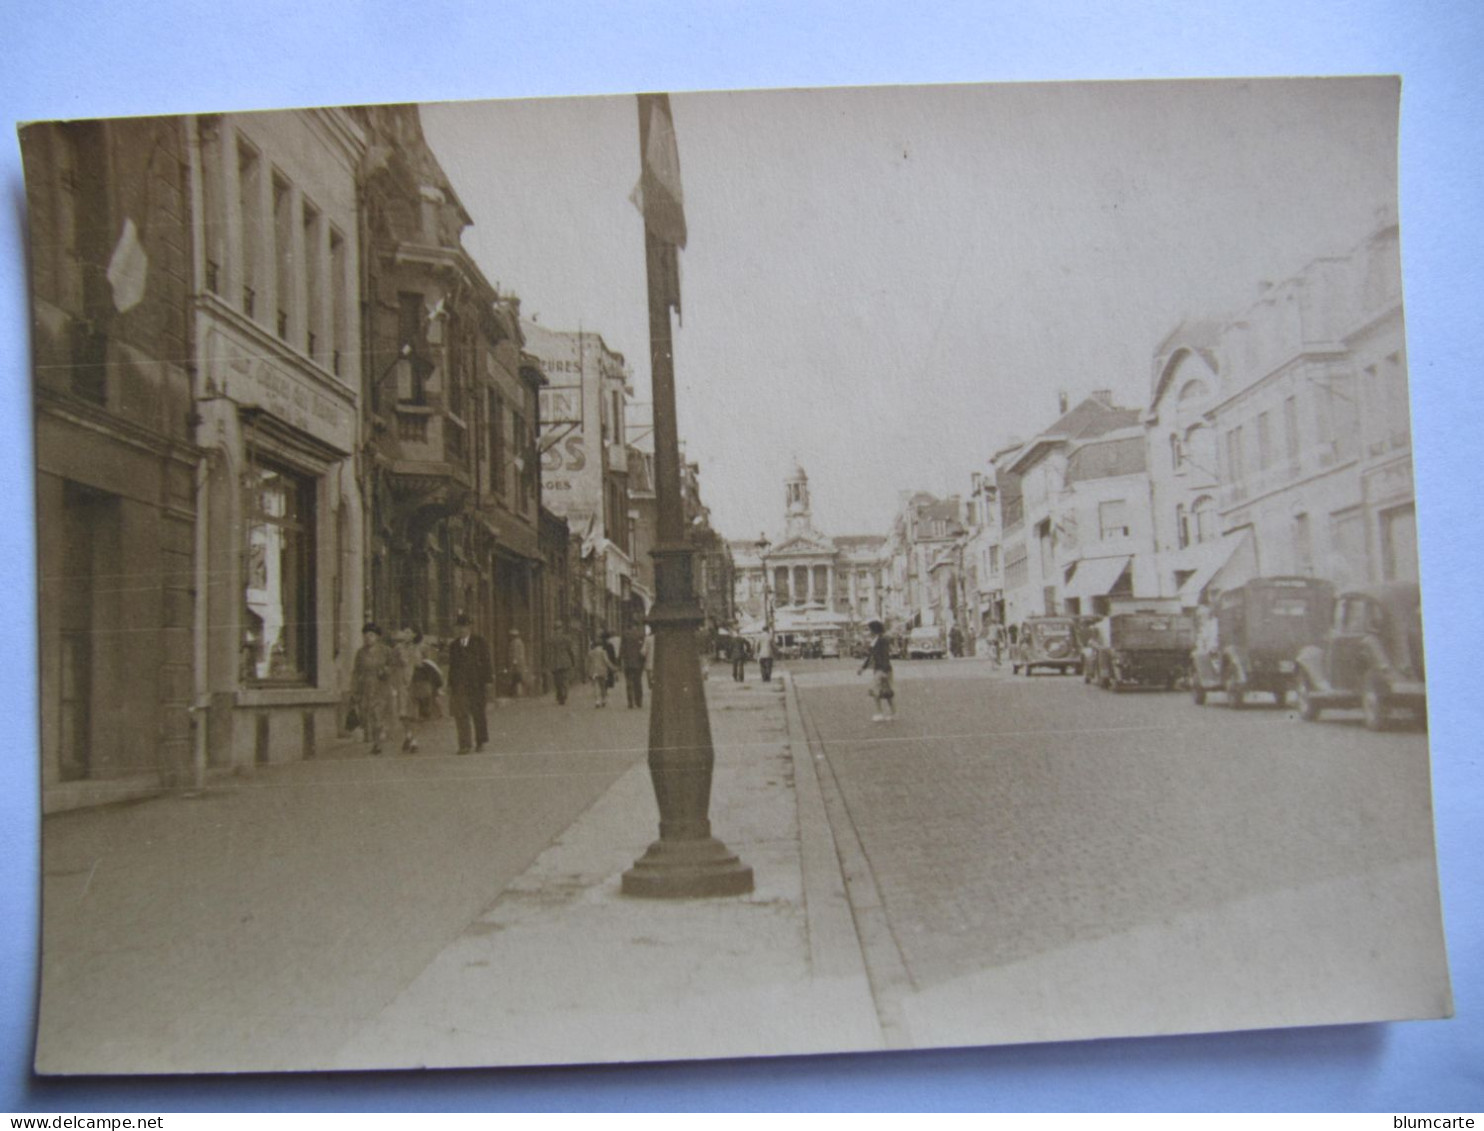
[243,461,316,684]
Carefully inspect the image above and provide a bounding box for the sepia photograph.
[17,74,1456,1079]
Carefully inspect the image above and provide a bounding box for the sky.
[421,77,1398,542]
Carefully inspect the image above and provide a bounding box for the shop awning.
[1063,556,1130,600]
[1176,528,1255,605]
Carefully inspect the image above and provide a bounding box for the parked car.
[907,626,947,659]
[1089,611,1196,691]
[1190,576,1334,708]
[1293,583,1425,730]
[1012,616,1082,675]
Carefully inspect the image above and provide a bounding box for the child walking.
[588,635,617,708]
[859,619,896,722]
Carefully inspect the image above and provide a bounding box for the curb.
[779,670,890,1046]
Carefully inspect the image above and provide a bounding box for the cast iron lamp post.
[757,534,773,636]
[621,94,752,898]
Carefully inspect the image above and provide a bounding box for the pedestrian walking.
[730,634,750,682]
[604,631,621,695]
[619,623,647,708]
[859,618,897,723]
[352,623,397,754]
[588,635,616,707]
[548,623,577,706]
[756,631,774,682]
[447,613,492,754]
[643,625,655,689]
[393,627,424,753]
[507,628,528,699]
[410,646,444,720]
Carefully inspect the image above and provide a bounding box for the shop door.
[58,484,116,781]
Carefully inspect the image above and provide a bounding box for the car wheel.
[1362,671,1390,732]
[1296,674,1321,722]
[1224,671,1245,710]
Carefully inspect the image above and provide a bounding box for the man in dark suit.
[447,613,492,754]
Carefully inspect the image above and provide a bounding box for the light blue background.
[2,1,1479,1113]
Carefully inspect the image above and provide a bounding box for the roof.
[1150,319,1224,408]
[1065,434,1147,483]
[1009,396,1141,475]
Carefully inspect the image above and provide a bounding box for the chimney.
[1090,389,1114,408]
[1057,390,1069,415]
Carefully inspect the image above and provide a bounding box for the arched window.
[1192,496,1216,545]
[1176,504,1190,549]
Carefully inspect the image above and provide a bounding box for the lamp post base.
[621,836,755,899]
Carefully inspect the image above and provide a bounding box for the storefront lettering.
[234,357,352,450]
[541,434,587,474]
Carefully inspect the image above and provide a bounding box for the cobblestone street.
[790,657,1448,1045]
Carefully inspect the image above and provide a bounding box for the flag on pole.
[106,217,148,314]
[633,93,687,316]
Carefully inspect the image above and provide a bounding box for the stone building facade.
[357,104,546,690]
[731,464,889,650]
[24,116,200,811]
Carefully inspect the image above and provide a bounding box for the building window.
[445,311,464,420]
[1225,425,1247,484]
[1098,499,1129,540]
[50,122,109,403]
[272,172,293,341]
[489,391,505,498]
[513,409,533,511]
[243,461,316,685]
[1315,372,1359,464]
[397,292,427,404]
[1284,395,1301,469]
[1192,496,1215,545]
[1293,512,1313,575]
[329,227,347,378]
[302,198,323,363]
[1170,433,1184,473]
[1176,503,1190,549]
[1257,411,1273,470]
[237,140,263,321]
[198,118,225,298]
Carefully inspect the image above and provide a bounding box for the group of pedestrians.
[726,631,776,683]
[352,616,656,755]
[581,623,653,709]
[351,614,510,756]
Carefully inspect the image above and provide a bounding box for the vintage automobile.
[907,625,947,659]
[1089,611,1195,691]
[1293,582,1426,730]
[1190,575,1335,708]
[1012,615,1082,675]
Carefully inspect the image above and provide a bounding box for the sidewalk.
[332,665,885,1070]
